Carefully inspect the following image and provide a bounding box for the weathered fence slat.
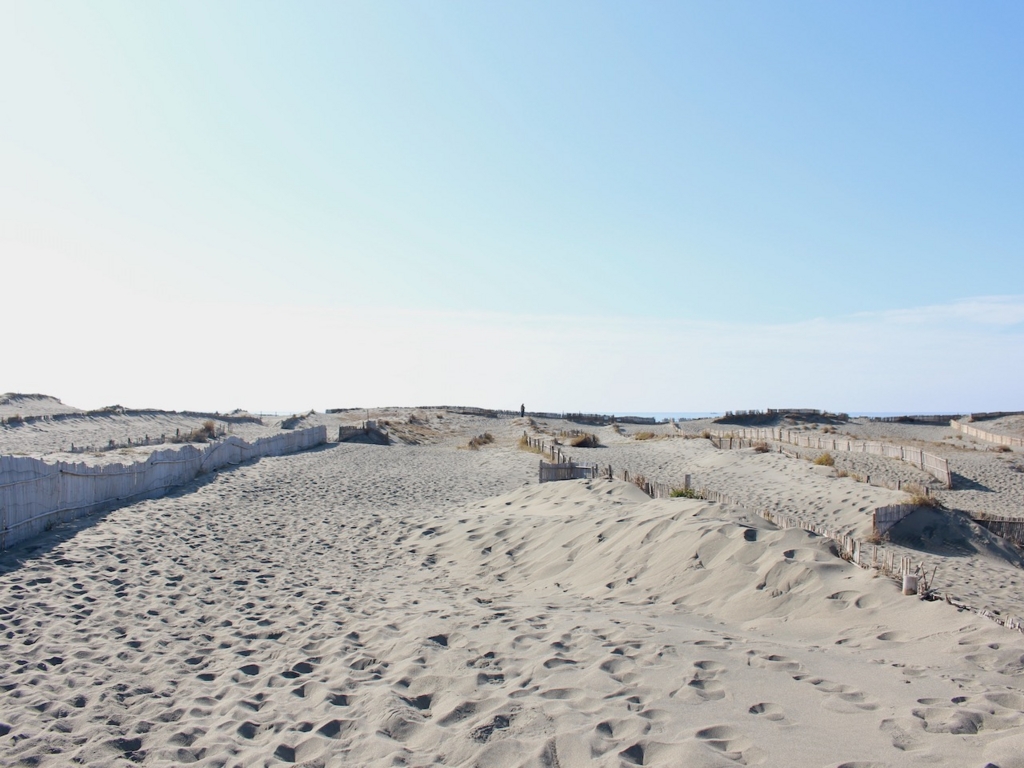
[1,426,327,551]
[950,419,1024,449]
[709,427,953,488]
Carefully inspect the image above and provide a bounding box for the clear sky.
[2,2,1021,413]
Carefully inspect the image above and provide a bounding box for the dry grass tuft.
[517,434,542,454]
[634,431,657,441]
[991,444,1012,453]
[752,440,770,453]
[904,482,939,507]
[813,452,835,467]
[571,433,601,448]
[468,432,495,450]
[169,420,221,444]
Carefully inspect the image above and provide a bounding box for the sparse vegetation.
[518,434,542,453]
[701,429,712,439]
[634,431,656,441]
[991,445,1012,453]
[752,441,770,453]
[467,432,495,450]
[571,433,601,448]
[813,452,835,467]
[835,469,864,481]
[670,487,701,499]
[169,420,222,444]
[905,482,939,508]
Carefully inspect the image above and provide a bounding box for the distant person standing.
[520,404,525,418]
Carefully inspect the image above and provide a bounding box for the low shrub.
[571,433,600,448]
[991,445,1012,453]
[813,452,835,467]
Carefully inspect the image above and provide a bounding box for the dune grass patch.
[468,433,495,450]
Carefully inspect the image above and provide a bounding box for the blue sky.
[2,2,1021,412]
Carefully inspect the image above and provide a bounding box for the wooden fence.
[524,435,1024,631]
[969,411,1024,421]
[0,426,327,551]
[872,504,921,537]
[950,420,1024,449]
[539,460,600,482]
[536,435,1024,633]
[694,487,923,582]
[615,469,685,499]
[522,432,572,465]
[338,421,391,444]
[970,513,1024,547]
[709,427,952,488]
[868,414,962,424]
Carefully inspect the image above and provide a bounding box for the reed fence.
[709,428,952,488]
[950,420,1024,449]
[0,426,327,551]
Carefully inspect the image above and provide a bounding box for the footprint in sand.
[670,660,726,702]
[747,702,786,721]
[694,724,765,764]
[800,677,879,713]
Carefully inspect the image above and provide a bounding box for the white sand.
[2,405,1024,766]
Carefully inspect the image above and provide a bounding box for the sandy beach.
[3,399,1024,766]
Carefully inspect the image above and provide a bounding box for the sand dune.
[3,402,1024,765]
[3,413,1024,767]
